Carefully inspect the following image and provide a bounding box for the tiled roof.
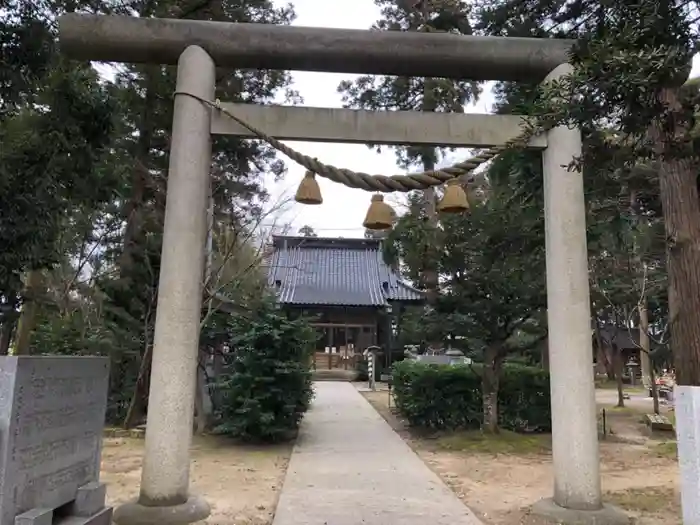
[267,236,424,306]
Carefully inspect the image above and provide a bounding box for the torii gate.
[58,14,627,525]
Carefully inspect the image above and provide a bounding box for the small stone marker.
[0,356,112,525]
[643,413,674,432]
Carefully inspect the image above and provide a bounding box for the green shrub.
[213,298,315,442]
[391,360,551,433]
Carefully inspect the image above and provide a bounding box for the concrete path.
[272,382,484,525]
[596,388,670,411]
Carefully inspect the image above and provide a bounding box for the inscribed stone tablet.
[0,356,110,525]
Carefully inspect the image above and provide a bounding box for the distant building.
[266,236,424,371]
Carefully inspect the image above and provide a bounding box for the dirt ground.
[361,388,680,525]
[100,435,292,524]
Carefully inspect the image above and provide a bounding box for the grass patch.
[595,380,645,393]
[668,411,677,426]
[434,430,551,455]
[596,379,618,389]
[653,440,678,459]
[605,405,645,415]
[606,486,679,514]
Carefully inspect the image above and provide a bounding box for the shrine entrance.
[57,13,623,525]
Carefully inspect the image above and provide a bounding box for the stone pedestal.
[532,498,629,525]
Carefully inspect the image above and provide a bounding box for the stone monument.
[0,356,112,525]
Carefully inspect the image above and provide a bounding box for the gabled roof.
[266,236,424,307]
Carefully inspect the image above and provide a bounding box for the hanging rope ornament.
[363,194,395,230]
[295,170,323,205]
[437,178,469,214]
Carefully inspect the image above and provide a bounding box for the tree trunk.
[194,182,215,435]
[652,87,700,386]
[482,347,502,434]
[117,75,155,285]
[541,338,550,371]
[123,342,153,429]
[630,188,653,387]
[211,348,224,411]
[613,345,625,407]
[0,321,14,356]
[594,344,607,376]
[593,320,606,376]
[650,364,660,415]
[594,319,614,379]
[13,269,43,356]
[639,303,652,385]
[420,80,441,351]
[605,346,616,379]
[194,351,209,434]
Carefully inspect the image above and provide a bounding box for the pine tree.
[338,0,480,334]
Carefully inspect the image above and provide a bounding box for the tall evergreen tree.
[0,0,118,354]
[338,0,480,330]
[98,0,300,427]
[477,0,698,385]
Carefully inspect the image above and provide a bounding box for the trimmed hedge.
[391,360,551,432]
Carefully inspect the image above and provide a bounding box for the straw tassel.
[363,194,395,230]
[437,178,469,214]
[295,171,323,205]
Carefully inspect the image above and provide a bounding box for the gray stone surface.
[57,507,113,525]
[112,495,210,525]
[272,382,484,525]
[212,104,547,149]
[70,482,107,517]
[0,356,110,525]
[58,14,575,82]
[675,385,700,523]
[532,498,630,525]
[14,509,52,525]
[543,64,601,509]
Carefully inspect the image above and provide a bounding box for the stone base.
[532,498,630,525]
[15,505,113,525]
[113,495,210,525]
[58,507,113,525]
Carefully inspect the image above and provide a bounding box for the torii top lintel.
[58,14,575,82]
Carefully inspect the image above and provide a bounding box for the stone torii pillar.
[112,46,215,525]
[532,64,627,525]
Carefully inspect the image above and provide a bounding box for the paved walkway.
[272,382,484,525]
